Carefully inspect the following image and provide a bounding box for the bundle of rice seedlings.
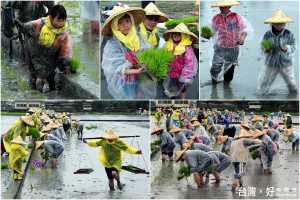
[206,165,214,174]
[178,166,191,177]
[137,48,174,82]
[1,163,8,169]
[279,129,284,132]
[29,127,40,139]
[282,43,287,47]
[248,145,260,153]
[165,17,198,29]
[154,139,162,145]
[70,56,80,73]
[189,26,199,36]
[200,26,213,38]
[42,154,50,159]
[28,143,34,149]
[262,40,272,51]
[250,150,259,160]
[151,145,157,151]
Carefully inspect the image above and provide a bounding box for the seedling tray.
[74,168,94,174]
[121,166,150,174]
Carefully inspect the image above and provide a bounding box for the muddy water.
[150,116,299,199]
[200,1,299,100]
[1,114,150,199]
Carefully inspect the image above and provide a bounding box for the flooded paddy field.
[1,114,150,199]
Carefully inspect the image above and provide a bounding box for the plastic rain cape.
[44,140,64,158]
[257,25,298,94]
[3,119,28,153]
[88,139,137,172]
[204,12,254,81]
[160,130,176,153]
[102,31,157,99]
[9,144,29,174]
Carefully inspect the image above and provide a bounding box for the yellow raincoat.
[173,111,180,121]
[88,138,138,172]
[31,113,41,129]
[9,144,29,174]
[3,119,29,153]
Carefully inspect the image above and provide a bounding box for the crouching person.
[151,127,175,161]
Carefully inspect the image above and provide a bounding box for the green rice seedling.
[189,26,199,36]
[42,154,50,159]
[28,143,34,149]
[29,127,40,139]
[279,129,284,133]
[165,17,198,29]
[151,145,157,151]
[248,145,260,153]
[87,49,92,60]
[250,150,258,160]
[282,43,287,47]
[200,26,213,38]
[86,125,97,130]
[178,166,191,177]
[154,139,162,145]
[70,56,80,72]
[23,158,26,162]
[262,40,272,51]
[128,164,133,170]
[206,165,214,174]
[1,163,8,169]
[137,48,173,82]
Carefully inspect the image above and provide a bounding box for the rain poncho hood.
[139,22,158,46]
[9,144,29,174]
[88,138,138,172]
[164,33,192,55]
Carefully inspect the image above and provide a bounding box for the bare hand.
[281,46,288,52]
[138,67,146,74]
[201,34,211,40]
[64,66,71,74]
[178,174,184,180]
[137,149,142,154]
[91,20,100,36]
[82,138,87,143]
[187,22,198,27]
[262,141,268,147]
[40,152,44,155]
[237,37,245,45]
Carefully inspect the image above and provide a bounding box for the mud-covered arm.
[22,19,42,36]
[58,34,71,72]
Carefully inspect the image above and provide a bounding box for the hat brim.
[211,1,240,7]
[163,29,199,43]
[101,7,146,38]
[146,13,169,23]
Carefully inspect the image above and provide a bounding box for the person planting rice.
[251,116,263,131]
[27,108,41,129]
[257,9,297,94]
[284,128,299,151]
[218,135,233,155]
[154,108,163,125]
[169,125,188,150]
[202,0,253,84]
[14,5,71,92]
[83,129,142,191]
[101,6,156,99]
[192,121,209,137]
[151,127,176,161]
[162,23,198,99]
[137,2,169,47]
[75,119,84,139]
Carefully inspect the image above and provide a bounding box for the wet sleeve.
[185,152,197,173]
[88,139,102,147]
[243,138,256,147]
[58,34,71,71]
[285,32,297,58]
[23,19,42,35]
[237,15,254,40]
[179,46,195,83]
[18,146,30,157]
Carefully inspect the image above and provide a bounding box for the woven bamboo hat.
[195,0,199,6]
[182,143,190,150]
[241,121,250,129]
[234,129,253,140]
[11,136,26,145]
[144,2,169,23]
[101,6,146,38]
[39,132,48,140]
[169,125,182,134]
[189,135,197,143]
[218,128,224,135]
[50,121,62,129]
[192,121,201,127]
[282,118,286,122]
[286,113,291,117]
[27,108,37,113]
[217,135,228,145]
[175,149,188,163]
[101,129,119,140]
[251,116,261,122]
[55,113,63,119]
[251,129,267,139]
[263,124,269,129]
[21,116,35,127]
[207,125,213,131]
[284,128,293,136]
[35,141,45,150]
[262,114,268,117]
[151,127,163,135]
[163,23,199,42]
[190,117,198,122]
[211,0,240,7]
[264,9,294,24]
[249,112,254,115]
[42,125,52,132]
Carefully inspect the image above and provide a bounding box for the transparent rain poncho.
[193,125,208,137]
[163,45,198,97]
[51,129,63,142]
[9,144,29,174]
[185,150,213,173]
[257,25,298,94]
[206,12,254,81]
[44,140,64,159]
[79,1,100,21]
[102,33,157,99]
[3,119,28,153]
[174,131,188,147]
[88,138,138,172]
[57,127,67,142]
[160,130,176,153]
[257,134,280,169]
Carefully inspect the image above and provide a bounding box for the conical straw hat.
[39,132,48,139]
[11,136,26,145]
[241,121,250,129]
[175,149,188,163]
[286,113,291,117]
[234,129,253,140]
[151,127,163,135]
[27,108,37,113]
[189,135,197,142]
[284,128,293,137]
[101,129,119,140]
[21,116,35,127]
[211,0,240,7]
[190,117,198,122]
[251,129,267,139]
[169,125,182,134]
[207,125,213,130]
[163,23,199,42]
[101,6,146,38]
[264,9,294,24]
[217,135,228,145]
[42,125,52,132]
[218,128,224,135]
[182,143,190,150]
[144,2,169,23]
[192,121,201,127]
[263,124,269,129]
[251,116,261,122]
[35,141,45,150]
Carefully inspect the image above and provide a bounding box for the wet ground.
[200,1,299,100]
[100,1,199,99]
[1,1,100,99]
[150,115,299,199]
[1,114,150,199]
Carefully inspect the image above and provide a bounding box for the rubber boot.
[224,65,235,84]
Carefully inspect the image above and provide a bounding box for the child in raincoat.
[101,6,155,99]
[14,5,71,92]
[9,136,29,180]
[83,129,142,191]
[163,23,198,99]
[154,108,162,125]
[203,0,253,84]
[257,9,297,94]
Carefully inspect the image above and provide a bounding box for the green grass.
[250,150,259,160]
[1,112,26,115]
[165,17,198,29]
[282,43,287,47]
[70,56,81,72]
[262,40,272,51]
[248,145,260,152]
[200,26,213,37]
[42,154,50,159]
